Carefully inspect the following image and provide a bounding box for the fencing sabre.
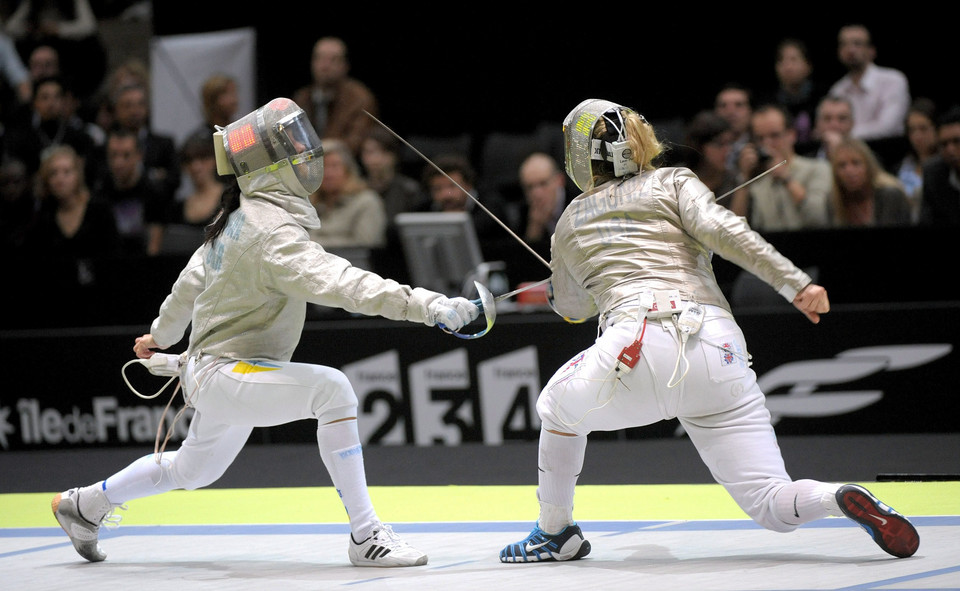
[364,110,554,339]
[715,159,786,203]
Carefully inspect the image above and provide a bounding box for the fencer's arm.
[133,334,164,358]
[792,283,830,324]
[150,247,205,349]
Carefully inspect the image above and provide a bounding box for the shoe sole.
[501,538,592,563]
[51,492,106,563]
[837,485,919,558]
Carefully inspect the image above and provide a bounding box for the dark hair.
[204,177,241,243]
[753,102,795,130]
[776,38,810,63]
[364,125,401,155]
[422,153,475,187]
[685,110,731,149]
[937,105,960,129]
[179,130,215,165]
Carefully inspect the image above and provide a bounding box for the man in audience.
[919,105,960,225]
[732,103,832,232]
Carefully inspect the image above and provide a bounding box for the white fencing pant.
[103,355,359,501]
[536,305,834,532]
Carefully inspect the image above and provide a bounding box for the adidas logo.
[363,544,393,560]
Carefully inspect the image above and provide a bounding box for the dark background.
[150,6,955,141]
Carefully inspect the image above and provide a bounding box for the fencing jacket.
[549,167,812,321]
[149,185,442,362]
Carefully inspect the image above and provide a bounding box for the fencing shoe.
[348,523,428,567]
[500,523,591,563]
[51,487,125,562]
[836,484,919,558]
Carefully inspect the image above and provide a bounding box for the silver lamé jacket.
[148,187,443,361]
[549,167,812,321]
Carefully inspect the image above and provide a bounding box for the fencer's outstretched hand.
[133,333,164,359]
[428,297,481,331]
[793,284,830,324]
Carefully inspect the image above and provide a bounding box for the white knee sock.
[97,452,180,505]
[774,479,841,526]
[317,419,378,541]
[536,429,587,534]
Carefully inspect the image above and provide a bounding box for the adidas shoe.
[499,524,591,563]
[51,487,125,562]
[836,484,920,558]
[348,523,428,567]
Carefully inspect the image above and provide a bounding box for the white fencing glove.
[428,296,481,331]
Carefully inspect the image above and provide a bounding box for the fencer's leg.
[499,427,591,563]
[317,417,379,540]
[52,412,252,562]
[536,428,587,534]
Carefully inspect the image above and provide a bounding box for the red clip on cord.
[615,318,647,375]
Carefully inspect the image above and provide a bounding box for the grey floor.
[4,434,959,590]
[3,433,959,492]
[5,517,959,590]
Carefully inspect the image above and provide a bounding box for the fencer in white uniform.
[51,98,479,567]
[499,99,919,563]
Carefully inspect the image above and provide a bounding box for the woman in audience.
[147,131,223,255]
[308,138,387,249]
[25,144,119,259]
[829,137,913,228]
[895,98,939,220]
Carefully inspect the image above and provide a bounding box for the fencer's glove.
[427,296,481,331]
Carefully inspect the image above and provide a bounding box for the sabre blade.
[363,110,551,270]
[716,160,787,202]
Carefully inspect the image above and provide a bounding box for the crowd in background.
[0,5,957,307]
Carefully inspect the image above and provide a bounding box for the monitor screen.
[394,212,485,296]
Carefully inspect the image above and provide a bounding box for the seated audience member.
[896,98,939,217]
[763,38,822,149]
[192,72,239,137]
[359,125,425,230]
[308,138,387,249]
[805,95,854,161]
[91,126,167,254]
[918,105,960,226]
[3,75,96,179]
[713,82,754,176]
[517,151,568,255]
[148,130,223,256]
[418,152,513,252]
[733,103,832,232]
[828,137,913,228]
[681,110,740,205]
[292,36,378,156]
[0,156,35,254]
[23,145,119,260]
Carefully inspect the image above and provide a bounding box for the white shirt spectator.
[828,63,910,141]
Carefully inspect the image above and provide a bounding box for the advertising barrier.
[2,303,955,452]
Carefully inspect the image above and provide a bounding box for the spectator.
[90,57,150,137]
[91,126,166,254]
[827,24,910,143]
[419,152,513,251]
[308,138,387,249]
[517,151,567,253]
[359,125,425,229]
[147,130,223,256]
[0,156,35,253]
[193,72,239,137]
[26,42,59,82]
[828,137,913,228]
[3,0,107,105]
[763,38,822,149]
[22,144,118,261]
[735,103,832,232]
[292,37,378,155]
[918,105,960,226]
[0,29,31,122]
[895,98,939,214]
[713,82,753,176]
[805,94,855,161]
[102,82,180,204]
[680,110,740,205]
[3,74,97,180]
